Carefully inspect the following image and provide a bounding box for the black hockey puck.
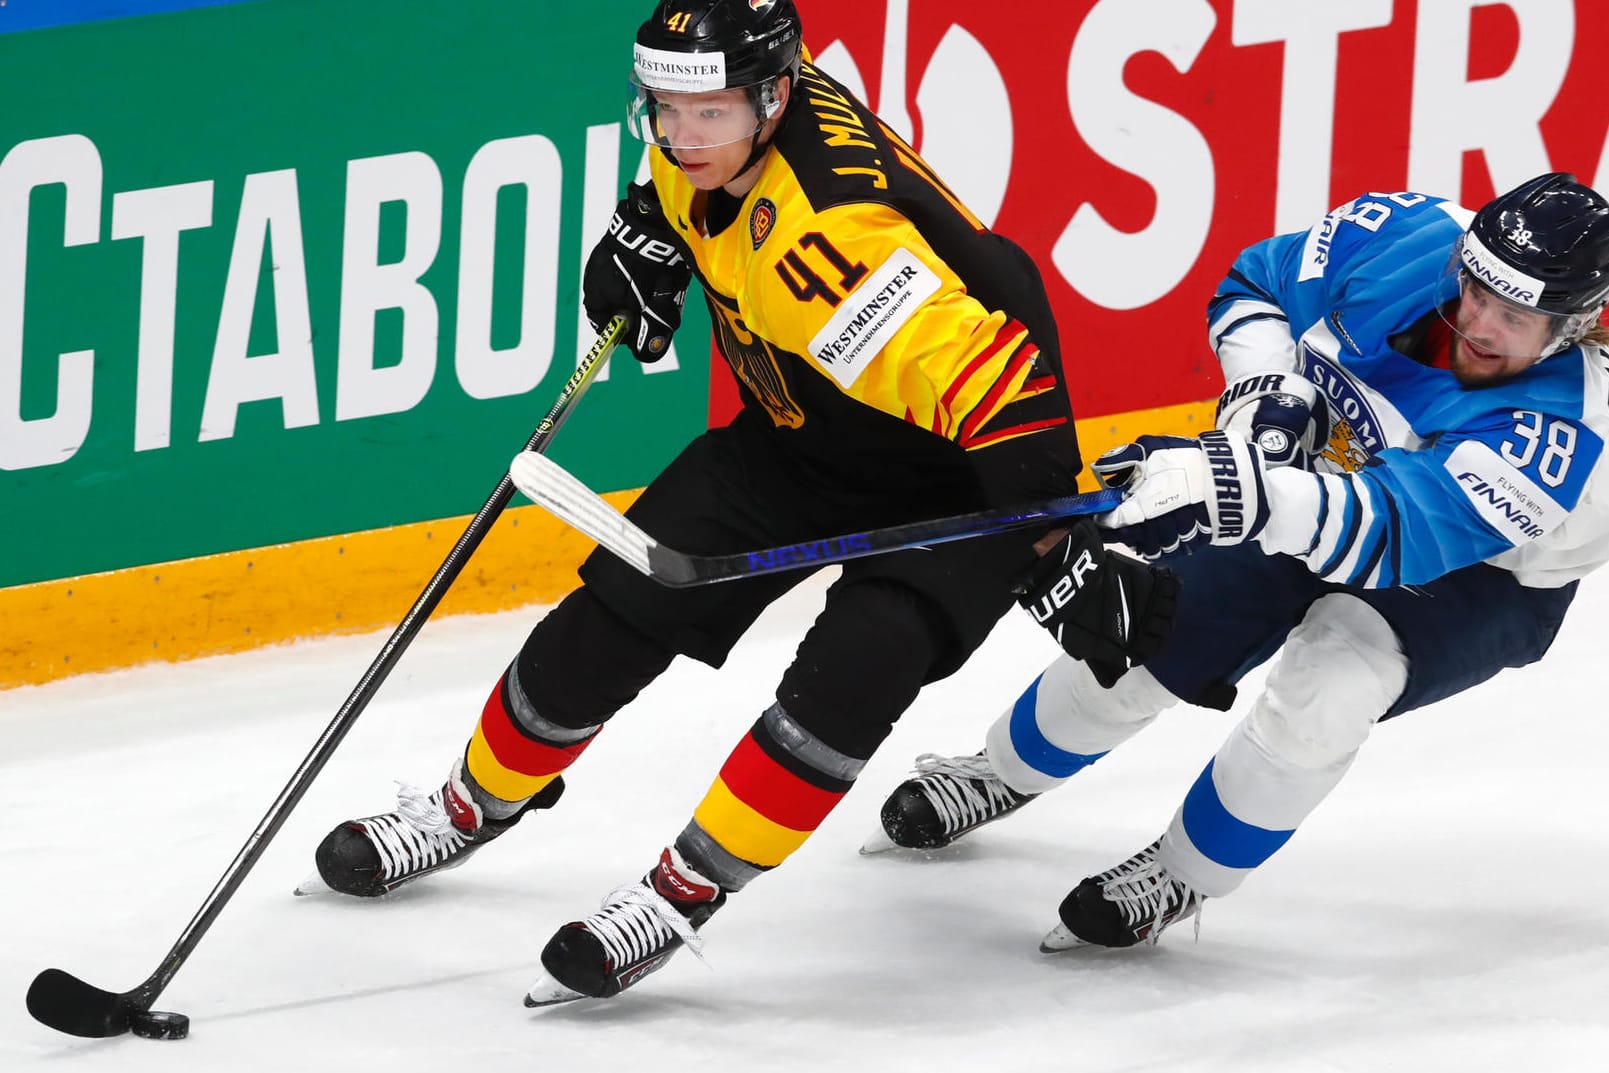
[130,1010,189,1040]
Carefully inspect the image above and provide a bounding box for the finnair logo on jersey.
[1460,232,1544,307]
[635,45,727,92]
[1298,203,1349,282]
[1445,440,1563,544]
[808,248,941,387]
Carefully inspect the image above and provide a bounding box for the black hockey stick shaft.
[646,488,1127,585]
[508,448,1124,588]
[25,317,627,1040]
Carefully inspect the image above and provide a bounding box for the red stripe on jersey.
[717,731,847,831]
[961,416,1069,451]
[941,320,1028,414]
[477,679,591,777]
[959,343,1038,444]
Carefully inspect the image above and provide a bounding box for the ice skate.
[861,751,1037,853]
[299,760,564,897]
[524,846,726,1006]
[1040,839,1203,951]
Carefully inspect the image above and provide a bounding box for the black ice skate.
[524,846,727,1006]
[861,751,1037,852]
[302,760,564,897]
[1040,839,1203,951]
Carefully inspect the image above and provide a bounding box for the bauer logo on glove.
[1015,521,1179,688]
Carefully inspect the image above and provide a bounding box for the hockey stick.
[508,449,1123,587]
[25,317,628,1042]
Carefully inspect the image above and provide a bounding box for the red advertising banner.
[715,0,1607,424]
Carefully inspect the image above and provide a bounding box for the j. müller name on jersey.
[798,66,888,189]
[1200,431,1249,539]
[809,249,942,388]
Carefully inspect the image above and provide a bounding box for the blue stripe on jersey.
[1180,759,1294,869]
[1222,267,1279,306]
[1008,674,1108,779]
[0,0,249,34]
[1213,311,1288,351]
[1317,485,1363,578]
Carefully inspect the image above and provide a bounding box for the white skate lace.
[583,882,708,970]
[361,782,468,882]
[1097,844,1204,943]
[911,753,1020,835]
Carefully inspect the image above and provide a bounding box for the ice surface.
[5,572,1607,1070]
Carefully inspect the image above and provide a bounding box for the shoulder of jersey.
[771,62,903,212]
[1314,191,1465,286]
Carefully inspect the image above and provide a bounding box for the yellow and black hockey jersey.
[649,60,1080,504]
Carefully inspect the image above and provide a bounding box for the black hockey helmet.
[634,0,803,94]
[1448,172,1609,356]
[627,0,803,152]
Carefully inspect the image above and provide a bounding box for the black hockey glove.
[1015,520,1179,688]
[582,181,692,363]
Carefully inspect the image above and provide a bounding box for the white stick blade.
[509,451,656,576]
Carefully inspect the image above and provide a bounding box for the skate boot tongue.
[651,847,721,906]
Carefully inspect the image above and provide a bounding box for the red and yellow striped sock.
[689,717,854,874]
[463,671,600,803]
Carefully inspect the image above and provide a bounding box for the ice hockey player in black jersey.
[305,0,1175,1007]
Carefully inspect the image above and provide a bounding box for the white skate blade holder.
[523,973,587,1008]
[292,872,331,897]
[1038,922,1091,953]
[858,825,898,855]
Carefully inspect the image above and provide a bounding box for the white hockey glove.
[1093,430,1270,559]
[1215,371,1328,469]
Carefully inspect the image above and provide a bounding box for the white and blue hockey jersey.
[1209,190,1609,589]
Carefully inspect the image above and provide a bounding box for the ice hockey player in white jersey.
[866,172,1609,950]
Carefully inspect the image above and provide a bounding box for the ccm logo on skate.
[1026,547,1097,624]
[619,952,674,989]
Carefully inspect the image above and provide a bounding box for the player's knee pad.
[776,579,945,759]
[1249,593,1407,769]
[986,654,1178,794]
[512,587,677,731]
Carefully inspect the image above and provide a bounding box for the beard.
[1447,334,1524,387]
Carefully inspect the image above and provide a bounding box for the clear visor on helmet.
[1436,232,1585,360]
[627,74,783,151]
